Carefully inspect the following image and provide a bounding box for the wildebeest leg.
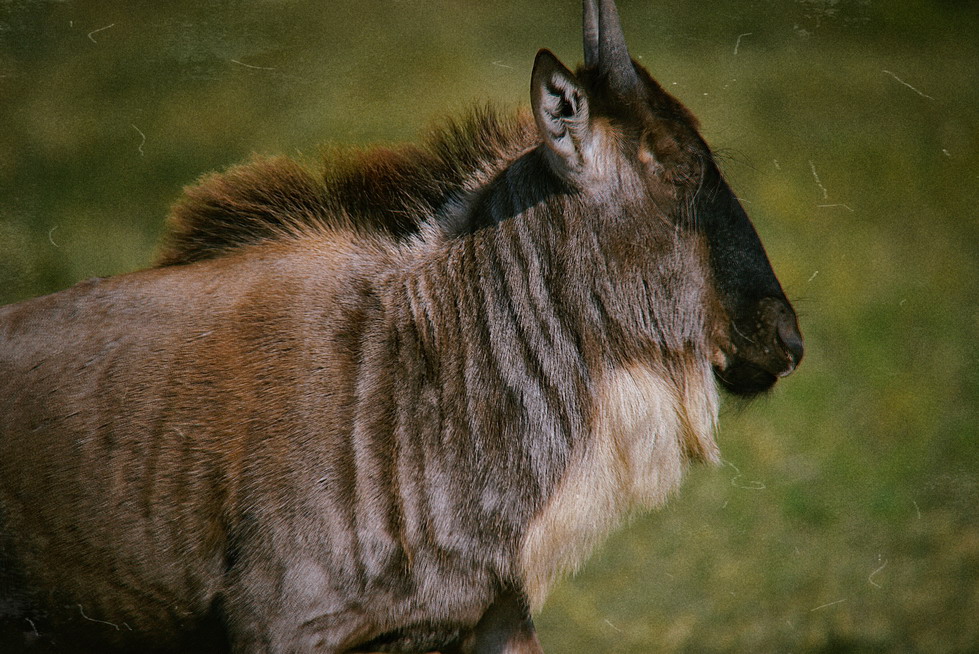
[444,590,543,654]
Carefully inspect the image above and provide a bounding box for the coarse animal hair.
[155,108,533,266]
[0,1,802,652]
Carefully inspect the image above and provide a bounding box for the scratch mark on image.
[868,559,888,588]
[603,619,623,633]
[810,598,847,612]
[492,60,515,69]
[809,160,829,200]
[724,459,766,490]
[48,226,61,248]
[87,23,115,44]
[734,32,752,55]
[77,604,132,631]
[817,203,853,212]
[882,70,935,100]
[230,59,276,71]
[131,124,146,157]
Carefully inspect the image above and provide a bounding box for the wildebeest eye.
[644,128,683,165]
[639,127,702,187]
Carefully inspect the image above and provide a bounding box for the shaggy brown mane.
[155,107,537,266]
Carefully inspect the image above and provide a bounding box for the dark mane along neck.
[154,108,537,267]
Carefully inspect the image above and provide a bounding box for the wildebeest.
[0,0,803,652]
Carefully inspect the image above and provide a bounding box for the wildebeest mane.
[155,107,537,267]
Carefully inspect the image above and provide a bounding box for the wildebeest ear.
[531,49,591,175]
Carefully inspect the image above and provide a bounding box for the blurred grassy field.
[1,0,976,651]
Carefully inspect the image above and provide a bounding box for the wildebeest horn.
[583,0,600,67]
[582,0,640,94]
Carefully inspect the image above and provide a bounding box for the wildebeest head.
[530,0,803,396]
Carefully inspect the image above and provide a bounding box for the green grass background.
[1,1,976,651]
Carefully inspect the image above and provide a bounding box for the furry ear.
[531,49,591,176]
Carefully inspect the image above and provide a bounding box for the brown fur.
[0,2,801,652]
[155,110,536,267]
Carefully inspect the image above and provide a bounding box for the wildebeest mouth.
[713,297,804,397]
[713,361,780,397]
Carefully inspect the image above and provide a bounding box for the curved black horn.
[583,0,640,94]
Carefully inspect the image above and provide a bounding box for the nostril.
[776,313,804,368]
